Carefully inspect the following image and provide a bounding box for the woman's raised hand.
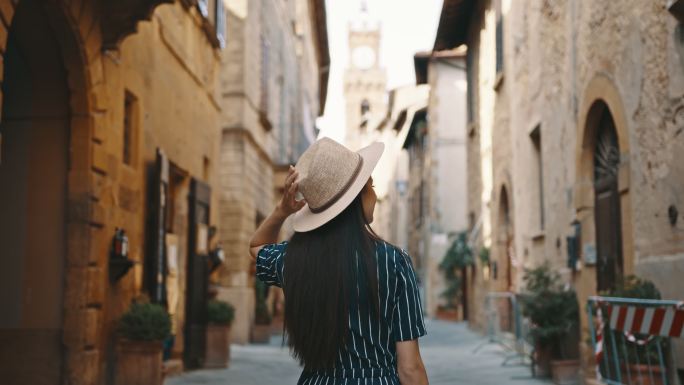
[276,165,306,217]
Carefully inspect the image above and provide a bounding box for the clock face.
[353,45,376,70]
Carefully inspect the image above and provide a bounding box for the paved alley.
[167,319,550,385]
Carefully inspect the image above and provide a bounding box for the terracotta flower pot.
[205,324,231,368]
[115,339,164,385]
[551,359,580,385]
[251,324,271,344]
[436,307,461,321]
[534,343,552,378]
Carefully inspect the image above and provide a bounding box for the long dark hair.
[283,194,380,371]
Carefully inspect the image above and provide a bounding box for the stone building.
[217,0,329,344]
[434,0,684,379]
[0,0,225,383]
[412,50,469,319]
[370,84,429,245]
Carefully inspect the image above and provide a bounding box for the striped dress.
[256,240,427,385]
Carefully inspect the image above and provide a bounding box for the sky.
[316,0,444,143]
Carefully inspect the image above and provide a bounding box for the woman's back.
[256,240,426,385]
[250,138,428,384]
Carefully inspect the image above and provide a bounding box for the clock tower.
[344,1,387,150]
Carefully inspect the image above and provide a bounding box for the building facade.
[0,0,225,383]
[371,84,429,245]
[412,51,469,318]
[434,0,684,379]
[217,0,329,344]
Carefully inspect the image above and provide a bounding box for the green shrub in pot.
[208,300,235,326]
[118,302,171,342]
[438,232,473,309]
[520,263,579,360]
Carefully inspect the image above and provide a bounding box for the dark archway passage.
[0,0,70,383]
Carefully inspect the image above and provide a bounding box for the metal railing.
[475,292,534,367]
[587,296,684,385]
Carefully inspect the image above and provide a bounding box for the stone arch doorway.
[576,74,633,296]
[0,0,98,383]
[588,101,624,292]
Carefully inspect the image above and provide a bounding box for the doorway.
[497,186,514,332]
[184,179,211,368]
[0,0,70,383]
[593,105,623,292]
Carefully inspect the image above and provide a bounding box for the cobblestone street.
[167,319,551,385]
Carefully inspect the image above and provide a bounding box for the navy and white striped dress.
[256,240,427,385]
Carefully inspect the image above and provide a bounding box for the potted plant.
[438,232,473,321]
[602,275,666,385]
[520,264,580,382]
[205,300,235,368]
[251,280,272,343]
[115,300,171,385]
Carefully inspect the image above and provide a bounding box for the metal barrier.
[587,296,684,385]
[475,292,534,367]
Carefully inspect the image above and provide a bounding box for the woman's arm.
[396,339,428,385]
[249,166,305,259]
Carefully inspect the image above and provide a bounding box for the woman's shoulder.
[259,241,289,255]
[374,241,412,266]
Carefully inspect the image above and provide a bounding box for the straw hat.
[292,138,384,232]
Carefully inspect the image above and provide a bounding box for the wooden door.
[594,180,623,292]
[184,179,211,368]
[593,109,623,292]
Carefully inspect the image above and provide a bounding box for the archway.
[576,74,634,294]
[0,0,98,383]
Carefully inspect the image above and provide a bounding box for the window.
[530,125,544,230]
[196,0,226,49]
[198,0,209,18]
[495,0,504,75]
[360,99,370,116]
[123,91,138,166]
[215,0,226,48]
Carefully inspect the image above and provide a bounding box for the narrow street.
[168,320,550,385]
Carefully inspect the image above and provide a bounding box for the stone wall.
[464,0,684,375]
[218,0,324,344]
[0,0,223,383]
[424,57,469,317]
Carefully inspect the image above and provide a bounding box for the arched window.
[360,99,370,115]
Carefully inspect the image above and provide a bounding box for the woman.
[249,138,428,385]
